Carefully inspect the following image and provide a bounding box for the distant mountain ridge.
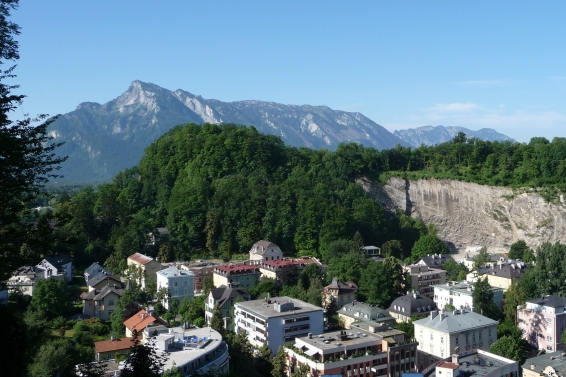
[49,80,408,183]
[394,125,514,148]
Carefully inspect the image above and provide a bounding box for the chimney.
[430,311,438,320]
[452,354,459,364]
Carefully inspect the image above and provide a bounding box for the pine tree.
[271,346,288,377]
[121,330,168,377]
[209,303,226,338]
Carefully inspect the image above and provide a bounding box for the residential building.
[212,262,261,289]
[234,296,324,355]
[249,240,283,262]
[363,245,381,257]
[147,327,229,376]
[467,261,525,291]
[433,281,503,311]
[388,291,438,323]
[123,309,167,338]
[94,337,135,361]
[205,284,250,332]
[413,310,498,366]
[338,301,396,329]
[414,254,450,269]
[6,265,42,296]
[322,277,358,309]
[86,271,122,292]
[424,351,518,377]
[156,266,195,309]
[80,286,124,321]
[259,257,320,282]
[36,255,73,282]
[126,252,162,290]
[182,264,216,293]
[517,295,566,352]
[404,264,447,299]
[522,350,566,377]
[285,327,418,377]
[84,262,110,283]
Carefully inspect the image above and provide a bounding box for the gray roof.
[526,295,566,308]
[87,271,122,287]
[210,285,250,308]
[388,292,437,316]
[416,254,450,267]
[81,286,124,301]
[340,301,394,323]
[235,296,323,320]
[483,262,525,279]
[43,255,72,269]
[414,310,498,333]
[522,350,566,374]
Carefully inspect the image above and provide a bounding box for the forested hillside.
[45,125,566,274]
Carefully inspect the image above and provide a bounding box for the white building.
[234,296,324,355]
[36,255,73,282]
[433,281,503,311]
[414,310,498,360]
[6,265,43,296]
[156,266,195,309]
[249,240,284,262]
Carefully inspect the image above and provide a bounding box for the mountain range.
[47,81,512,183]
[393,125,514,148]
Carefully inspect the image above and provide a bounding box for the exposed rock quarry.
[358,177,566,255]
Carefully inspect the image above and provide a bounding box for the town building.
[433,281,503,312]
[363,245,381,257]
[517,295,566,352]
[205,284,250,332]
[388,291,438,323]
[467,261,525,291]
[94,337,135,361]
[36,255,73,282]
[322,277,358,309]
[404,264,447,299]
[285,327,418,377]
[259,257,320,282]
[86,271,122,292]
[338,301,396,329]
[212,262,261,289]
[182,264,216,293]
[234,296,324,355]
[6,265,42,296]
[126,252,162,290]
[84,262,110,283]
[413,310,498,366]
[522,350,566,377]
[414,254,450,269]
[123,309,167,338]
[80,286,124,321]
[249,240,284,262]
[424,351,518,377]
[156,266,195,309]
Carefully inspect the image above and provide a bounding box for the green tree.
[0,0,66,281]
[489,335,528,364]
[411,233,448,261]
[27,338,76,377]
[472,277,500,320]
[271,346,288,377]
[29,278,71,320]
[255,342,273,377]
[473,247,491,271]
[121,331,168,377]
[209,304,226,338]
[442,259,469,281]
[503,282,525,324]
[508,240,531,261]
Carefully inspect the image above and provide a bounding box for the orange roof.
[123,309,160,332]
[95,337,135,353]
[127,253,154,265]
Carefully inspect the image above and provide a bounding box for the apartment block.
[518,295,566,352]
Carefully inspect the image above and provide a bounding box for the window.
[455,337,459,345]
[108,300,114,306]
[547,336,553,342]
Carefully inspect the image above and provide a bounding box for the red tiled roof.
[261,258,318,268]
[95,337,135,353]
[214,263,260,273]
[123,309,163,332]
[127,253,154,265]
[438,362,459,370]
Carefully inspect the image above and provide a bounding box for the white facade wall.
[156,267,195,310]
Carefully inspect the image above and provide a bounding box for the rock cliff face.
[358,177,566,254]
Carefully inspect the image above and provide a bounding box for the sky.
[9,1,566,143]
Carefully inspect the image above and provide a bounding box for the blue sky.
[10,1,566,143]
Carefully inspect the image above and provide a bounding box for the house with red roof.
[212,261,261,289]
[94,336,135,361]
[126,252,162,289]
[123,309,167,338]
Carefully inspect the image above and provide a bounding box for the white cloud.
[426,102,479,113]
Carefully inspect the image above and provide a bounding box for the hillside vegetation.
[44,125,566,272]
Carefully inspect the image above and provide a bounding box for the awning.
[304,349,319,356]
